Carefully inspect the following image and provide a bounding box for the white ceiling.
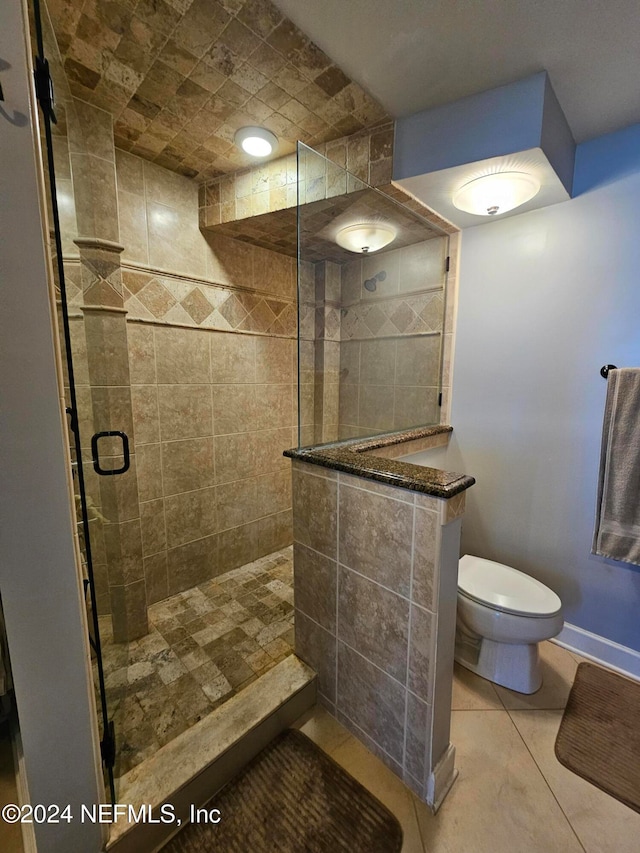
[271,0,640,143]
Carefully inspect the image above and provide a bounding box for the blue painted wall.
[574,121,640,193]
[450,122,640,651]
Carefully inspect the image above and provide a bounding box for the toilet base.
[455,629,542,694]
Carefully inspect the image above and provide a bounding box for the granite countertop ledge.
[284,425,476,499]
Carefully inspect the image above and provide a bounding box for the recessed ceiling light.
[335,223,397,254]
[452,171,541,216]
[234,126,278,158]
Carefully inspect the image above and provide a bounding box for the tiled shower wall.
[56,111,298,630]
[114,149,297,610]
[127,323,295,605]
[339,237,448,437]
[299,234,450,445]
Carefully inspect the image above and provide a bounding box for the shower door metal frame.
[30,0,116,804]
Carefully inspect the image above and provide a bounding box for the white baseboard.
[552,622,640,682]
[426,744,457,813]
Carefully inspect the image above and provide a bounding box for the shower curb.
[107,656,316,853]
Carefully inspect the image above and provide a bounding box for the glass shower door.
[29,0,140,802]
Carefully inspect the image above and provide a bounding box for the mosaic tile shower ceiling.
[47,0,390,180]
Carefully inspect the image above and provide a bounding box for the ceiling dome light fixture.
[335,222,397,254]
[234,126,278,158]
[452,171,541,217]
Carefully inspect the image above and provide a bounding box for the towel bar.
[600,364,617,379]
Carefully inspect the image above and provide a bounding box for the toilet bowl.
[455,555,563,694]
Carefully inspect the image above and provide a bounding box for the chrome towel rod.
[600,364,618,379]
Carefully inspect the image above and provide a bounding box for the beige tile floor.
[3,641,639,853]
[293,641,640,853]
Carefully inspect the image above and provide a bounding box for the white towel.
[592,368,640,566]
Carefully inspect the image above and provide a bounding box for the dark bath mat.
[555,661,640,813]
[161,728,403,852]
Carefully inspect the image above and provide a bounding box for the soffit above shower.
[47,0,390,182]
[204,184,446,261]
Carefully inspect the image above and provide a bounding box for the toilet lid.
[458,555,562,618]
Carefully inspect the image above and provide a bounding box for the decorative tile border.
[340,291,445,340]
[59,257,296,337]
[298,290,445,343]
[122,265,296,335]
[56,259,84,308]
[63,264,443,341]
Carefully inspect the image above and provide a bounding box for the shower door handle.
[91,431,131,476]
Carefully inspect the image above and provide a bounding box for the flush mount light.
[452,171,541,216]
[335,223,397,254]
[234,126,278,158]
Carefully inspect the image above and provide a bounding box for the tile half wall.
[291,458,464,807]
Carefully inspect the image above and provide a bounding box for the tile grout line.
[402,500,417,783]
[334,706,403,772]
[391,337,398,430]
[296,537,435,611]
[210,336,218,553]
[338,476,423,506]
[153,325,168,600]
[300,603,431,701]
[491,681,508,711]
[506,707,588,853]
[356,336,362,429]
[142,161,151,269]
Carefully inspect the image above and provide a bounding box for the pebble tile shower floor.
[95,548,294,777]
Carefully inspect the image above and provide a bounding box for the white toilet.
[455,555,563,694]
